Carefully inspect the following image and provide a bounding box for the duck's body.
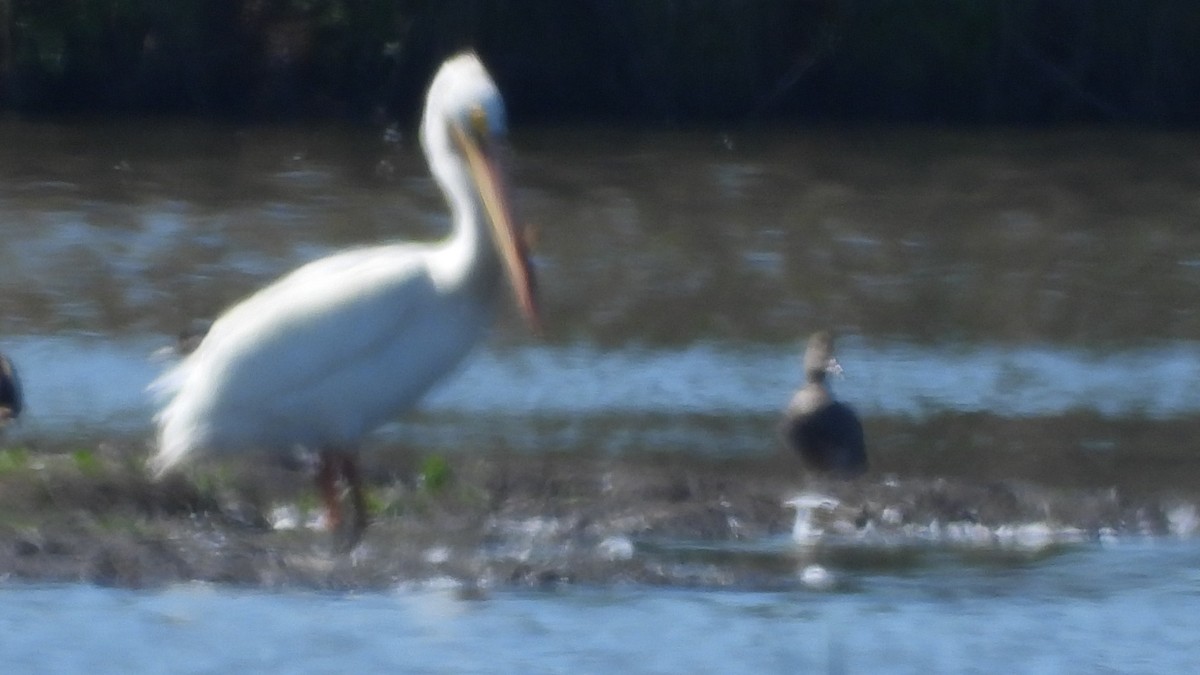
[149,52,539,545]
[781,332,867,477]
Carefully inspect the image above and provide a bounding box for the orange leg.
[340,454,369,546]
[316,450,369,550]
[316,451,344,532]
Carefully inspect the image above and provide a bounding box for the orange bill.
[452,122,541,333]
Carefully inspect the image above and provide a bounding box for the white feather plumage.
[148,51,538,514]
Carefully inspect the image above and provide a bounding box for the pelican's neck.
[427,158,501,297]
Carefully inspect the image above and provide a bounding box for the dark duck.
[0,352,22,428]
[780,331,867,477]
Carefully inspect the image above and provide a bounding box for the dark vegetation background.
[0,0,1197,126]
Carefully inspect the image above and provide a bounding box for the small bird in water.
[0,352,22,427]
[149,52,540,549]
[780,331,867,478]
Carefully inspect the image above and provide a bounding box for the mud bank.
[0,443,1196,591]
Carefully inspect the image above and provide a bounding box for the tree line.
[1,0,1197,126]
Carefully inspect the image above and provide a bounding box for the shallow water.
[4,540,1200,673]
[2,120,1200,669]
[10,336,1200,427]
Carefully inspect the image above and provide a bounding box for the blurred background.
[0,0,1197,126]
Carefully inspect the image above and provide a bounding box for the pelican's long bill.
[451,122,541,332]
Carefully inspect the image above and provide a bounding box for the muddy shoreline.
[0,442,1196,591]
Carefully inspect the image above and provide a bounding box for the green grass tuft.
[0,448,31,474]
[419,455,453,493]
[72,449,101,476]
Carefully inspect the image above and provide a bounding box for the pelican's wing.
[151,243,437,469]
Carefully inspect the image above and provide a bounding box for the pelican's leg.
[340,454,369,548]
[316,450,344,532]
[317,450,369,551]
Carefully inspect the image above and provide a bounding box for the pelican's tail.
[148,404,207,479]
[146,445,178,479]
[146,359,202,479]
[147,432,187,478]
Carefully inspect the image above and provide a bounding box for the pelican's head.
[420,52,539,331]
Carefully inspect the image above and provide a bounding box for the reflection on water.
[3,123,1200,345]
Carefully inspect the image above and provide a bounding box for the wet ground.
[1,441,1196,590]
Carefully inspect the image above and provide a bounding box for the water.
[9,336,1200,441]
[2,119,1200,670]
[3,540,1200,672]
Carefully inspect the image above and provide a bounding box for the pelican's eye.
[469,105,489,138]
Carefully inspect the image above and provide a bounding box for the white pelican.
[149,52,540,547]
[780,331,867,477]
[0,352,21,427]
